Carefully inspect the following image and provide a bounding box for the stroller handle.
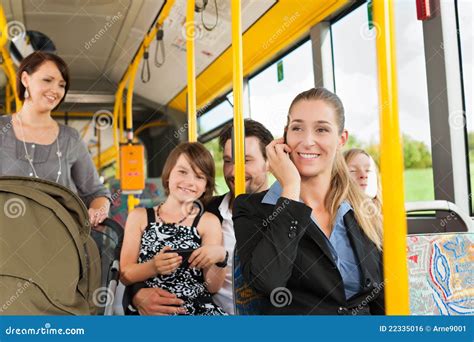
[95,218,124,260]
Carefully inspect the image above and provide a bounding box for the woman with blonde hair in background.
[344,148,382,225]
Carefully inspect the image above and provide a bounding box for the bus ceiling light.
[416,0,438,21]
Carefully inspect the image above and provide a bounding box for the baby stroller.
[0,176,123,315]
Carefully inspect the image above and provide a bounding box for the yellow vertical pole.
[112,99,120,179]
[231,0,245,196]
[186,0,197,142]
[2,47,21,110]
[126,61,140,139]
[113,87,124,179]
[97,125,101,171]
[115,0,176,211]
[0,6,21,110]
[119,100,125,143]
[0,5,6,48]
[373,0,409,315]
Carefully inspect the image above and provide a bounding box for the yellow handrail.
[51,111,95,118]
[168,1,349,112]
[122,0,176,135]
[118,91,125,143]
[1,51,22,111]
[0,5,21,111]
[125,61,140,137]
[134,120,169,136]
[112,0,176,211]
[92,146,117,169]
[374,0,409,315]
[231,0,245,196]
[186,0,197,142]
[0,5,7,48]
[113,85,126,178]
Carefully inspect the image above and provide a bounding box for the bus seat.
[233,251,266,315]
[406,201,473,314]
[407,232,473,315]
[405,200,472,234]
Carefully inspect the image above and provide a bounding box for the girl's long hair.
[287,88,383,250]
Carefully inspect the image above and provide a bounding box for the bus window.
[394,0,433,202]
[457,0,473,213]
[248,39,314,138]
[204,137,226,195]
[198,97,233,136]
[332,2,435,203]
[332,3,379,157]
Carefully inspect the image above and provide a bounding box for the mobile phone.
[165,248,195,266]
[283,129,290,156]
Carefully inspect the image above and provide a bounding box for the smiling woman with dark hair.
[0,51,111,227]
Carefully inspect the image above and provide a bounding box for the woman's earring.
[24,88,30,99]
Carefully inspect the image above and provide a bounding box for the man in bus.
[124,119,273,315]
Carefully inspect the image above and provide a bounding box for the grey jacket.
[0,115,111,207]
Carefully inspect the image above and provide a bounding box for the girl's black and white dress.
[138,207,226,315]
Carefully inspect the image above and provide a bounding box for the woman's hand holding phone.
[266,138,301,201]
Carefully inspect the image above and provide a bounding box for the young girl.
[120,142,227,315]
[233,88,384,315]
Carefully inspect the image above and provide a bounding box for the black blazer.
[233,191,385,315]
